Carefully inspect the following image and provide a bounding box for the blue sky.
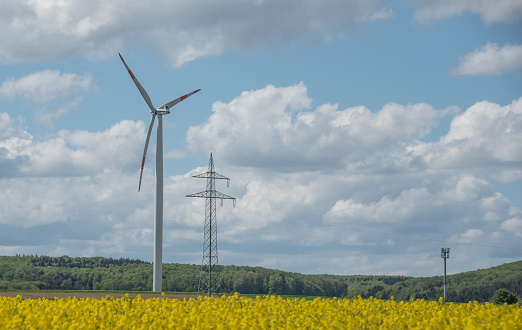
[1,0,521,278]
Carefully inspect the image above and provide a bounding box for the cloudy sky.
[1,0,521,278]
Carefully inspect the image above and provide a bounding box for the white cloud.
[33,108,70,129]
[412,0,522,24]
[453,42,522,76]
[0,0,385,66]
[182,86,522,275]
[0,169,157,264]
[448,228,485,243]
[0,113,145,177]
[186,82,449,171]
[0,113,31,176]
[0,70,93,104]
[324,174,515,233]
[501,217,522,237]
[0,112,30,140]
[369,7,394,21]
[0,70,93,128]
[409,97,522,168]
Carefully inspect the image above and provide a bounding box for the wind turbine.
[119,53,200,292]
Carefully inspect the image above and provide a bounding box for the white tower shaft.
[153,115,163,292]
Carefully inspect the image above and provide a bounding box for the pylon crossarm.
[186,191,208,198]
[193,172,231,185]
[219,197,237,207]
[192,172,210,178]
[186,190,235,200]
[214,191,235,200]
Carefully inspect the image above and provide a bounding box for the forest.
[0,255,520,303]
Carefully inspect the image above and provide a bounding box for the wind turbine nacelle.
[155,106,171,114]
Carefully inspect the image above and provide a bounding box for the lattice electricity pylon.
[186,153,236,296]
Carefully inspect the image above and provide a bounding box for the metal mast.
[186,153,235,296]
[441,248,450,302]
[153,115,164,292]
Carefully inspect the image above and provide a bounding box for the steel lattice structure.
[186,153,235,296]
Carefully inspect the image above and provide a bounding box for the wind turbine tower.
[119,53,200,292]
[187,153,236,296]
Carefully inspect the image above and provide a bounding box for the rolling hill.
[0,255,520,302]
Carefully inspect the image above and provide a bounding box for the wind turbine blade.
[139,113,156,192]
[119,53,156,113]
[158,89,201,110]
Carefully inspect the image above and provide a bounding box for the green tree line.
[344,260,522,303]
[0,255,520,303]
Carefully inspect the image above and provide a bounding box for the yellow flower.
[0,294,521,329]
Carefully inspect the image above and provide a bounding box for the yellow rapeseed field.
[1,293,520,329]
